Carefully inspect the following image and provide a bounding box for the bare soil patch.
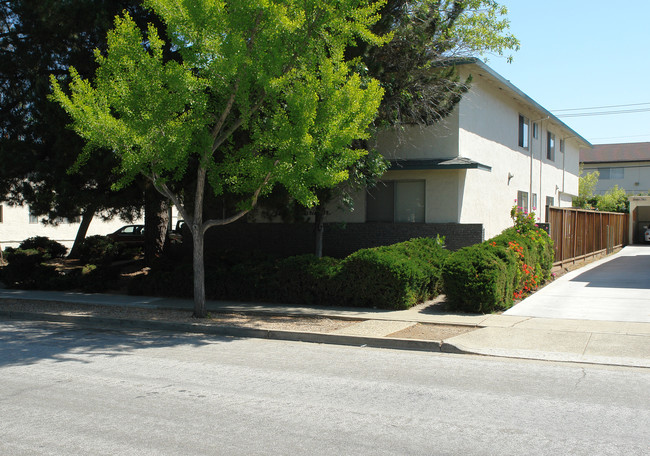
[387,323,476,340]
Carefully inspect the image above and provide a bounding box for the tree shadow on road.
[0,320,233,368]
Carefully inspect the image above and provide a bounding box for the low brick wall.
[203,222,483,258]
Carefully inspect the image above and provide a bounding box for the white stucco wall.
[582,162,650,195]
[0,204,143,250]
[373,109,460,160]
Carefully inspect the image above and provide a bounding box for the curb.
[0,310,444,352]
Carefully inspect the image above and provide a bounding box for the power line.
[556,107,650,118]
[553,101,650,112]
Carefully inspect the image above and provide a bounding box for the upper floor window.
[559,139,565,153]
[0,204,3,223]
[599,167,624,179]
[532,122,539,139]
[518,115,529,149]
[546,132,555,161]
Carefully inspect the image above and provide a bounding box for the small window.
[367,180,425,223]
[517,191,529,213]
[532,123,539,139]
[518,115,529,149]
[559,139,565,153]
[532,193,538,212]
[546,196,554,208]
[29,208,38,224]
[0,204,3,223]
[546,132,555,161]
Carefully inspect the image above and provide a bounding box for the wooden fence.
[547,207,628,268]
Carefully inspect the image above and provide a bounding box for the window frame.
[546,131,555,161]
[517,190,529,213]
[518,114,530,150]
[28,208,38,224]
[366,179,426,223]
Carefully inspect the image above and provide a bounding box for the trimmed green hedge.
[443,227,553,313]
[129,237,449,310]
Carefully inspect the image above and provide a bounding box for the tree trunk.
[144,181,170,266]
[191,228,207,318]
[68,206,95,258]
[314,202,325,258]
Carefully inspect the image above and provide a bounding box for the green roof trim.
[389,157,492,171]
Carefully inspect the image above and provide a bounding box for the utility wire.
[553,101,650,112]
[556,107,650,118]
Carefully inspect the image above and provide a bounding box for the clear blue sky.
[485,0,650,146]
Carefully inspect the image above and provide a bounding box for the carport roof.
[389,157,492,171]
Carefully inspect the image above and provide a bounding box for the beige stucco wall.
[582,162,650,195]
[373,109,460,160]
[0,204,143,250]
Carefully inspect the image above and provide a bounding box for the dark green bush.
[18,236,67,259]
[271,255,342,305]
[442,244,518,313]
[77,235,124,264]
[338,237,449,310]
[1,248,63,289]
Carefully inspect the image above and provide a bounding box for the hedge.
[129,237,449,310]
[443,226,553,313]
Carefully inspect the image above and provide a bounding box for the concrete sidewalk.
[1,288,648,368]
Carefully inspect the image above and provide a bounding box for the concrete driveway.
[505,245,650,323]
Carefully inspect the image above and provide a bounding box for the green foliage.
[17,236,68,259]
[573,166,600,209]
[76,235,125,264]
[130,237,449,310]
[596,185,629,213]
[443,208,554,313]
[1,249,63,289]
[338,237,449,309]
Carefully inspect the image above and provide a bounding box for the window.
[0,204,3,223]
[532,122,539,139]
[517,191,529,213]
[518,115,529,149]
[559,139,565,153]
[532,193,538,212]
[367,180,425,223]
[599,167,624,180]
[546,132,555,161]
[546,196,554,208]
[29,208,38,224]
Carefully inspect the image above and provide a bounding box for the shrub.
[338,237,449,310]
[18,236,67,259]
[271,255,342,305]
[1,248,63,289]
[76,235,124,264]
[443,244,519,313]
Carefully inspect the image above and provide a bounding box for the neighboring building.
[0,204,136,250]
[580,142,650,195]
[209,58,591,257]
[326,58,591,241]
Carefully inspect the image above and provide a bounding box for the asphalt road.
[1,320,649,456]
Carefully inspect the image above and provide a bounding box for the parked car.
[169,220,185,244]
[107,225,145,245]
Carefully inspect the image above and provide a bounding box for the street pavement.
[1,246,649,368]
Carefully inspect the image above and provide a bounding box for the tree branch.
[202,159,278,233]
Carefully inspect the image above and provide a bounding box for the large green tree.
[0,0,157,257]
[51,0,386,317]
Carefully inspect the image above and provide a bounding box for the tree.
[597,185,629,213]
[51,0,386,317]
[573,165,599,209]
[0,0,157,257]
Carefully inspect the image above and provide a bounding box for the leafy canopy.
[50,0,387,215]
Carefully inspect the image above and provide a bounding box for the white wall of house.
[582,162,650,195]
[0,203,140,250]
